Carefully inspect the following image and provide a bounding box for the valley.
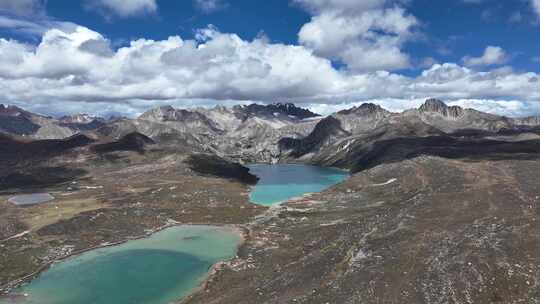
[1,100,540,303]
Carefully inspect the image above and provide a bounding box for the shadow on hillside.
[351,136,540,173]
[185,153,259,185]
[0,166,88,193]
[0,134,95,162]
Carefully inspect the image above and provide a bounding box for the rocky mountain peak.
[213,105,229,112]
[59,113,100,124]
[0,104,28,116]
[419,99,464,119]
[419,99,447,113]
[139,106,197,122]
[137,105,224,135]
[237,103,320,120]
[338,103,388,117]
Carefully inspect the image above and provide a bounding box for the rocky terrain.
[0,132,265,293]
[185,155,540,304]
[1,99,540,303]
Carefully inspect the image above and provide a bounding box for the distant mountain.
[59,114,100,124]
[235,103,320,120]
[58,114,107,132]
[139,106,223,135]
[3,100,540,166]
[0,105,105,139]
[333,103,391,134]
[279,116,350,158]
[0,104,41,136]
[407,98,514,133]
[279,99,540,169]
[102,103,323,163]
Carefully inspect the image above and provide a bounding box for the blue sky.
[0,0,540,117]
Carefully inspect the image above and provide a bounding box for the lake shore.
[0,223,247,303]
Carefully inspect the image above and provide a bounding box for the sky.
[0,0,540,117]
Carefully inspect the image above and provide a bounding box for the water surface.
[248,164,348,206]
[5,225,241,304]
[8,193,54,206]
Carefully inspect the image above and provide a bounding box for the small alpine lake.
[247,164,349,206]
[8,193,54,206]
[3,225,242,304]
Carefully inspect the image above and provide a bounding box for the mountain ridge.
[2,100,540,166]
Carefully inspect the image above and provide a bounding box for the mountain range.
[2,99,540,167]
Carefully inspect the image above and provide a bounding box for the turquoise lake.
[4,225,241,304]
[247,164,349,206]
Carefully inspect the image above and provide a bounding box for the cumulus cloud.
[295,0,418,72]
[194,0,228,13]
[1,24,540,117]
[86,0,158,18]
[0,25,346,104]
[462,46,508,67]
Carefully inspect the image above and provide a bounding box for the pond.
[247,164,349,206]
[8,193,54,206]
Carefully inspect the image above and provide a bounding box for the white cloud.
[295,0,418,72]
[0,0,45,16]
[86,0,158,18]
[194,0,228,13]
[1,25,540,117]
[419,57,438,69]
[462,46,508,67]
[0,15,47,35]
[532,0,540,17]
